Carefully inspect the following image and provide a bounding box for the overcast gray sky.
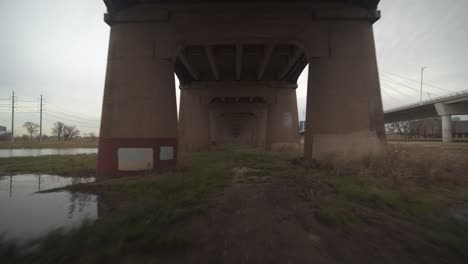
[1,0,467,135]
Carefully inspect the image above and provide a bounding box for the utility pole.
[11,91,15,142]
[420,67,427,104]
[39,94,43,142]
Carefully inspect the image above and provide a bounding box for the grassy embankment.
[0,150,235,263]
[1,145,468,263]
[0,154,96,176]
[0,138,98,149]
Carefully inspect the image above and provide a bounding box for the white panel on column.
[282,112,292,128]
[160,146,174,160]
[118,148,153,171]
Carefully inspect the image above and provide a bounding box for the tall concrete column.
[255,107,268,148]
[266,88,300,151]
[441,115,453,143]
[434,102,468,143]
[178,89,211,152]
[304,21,385,160]
[97,24,178,176]
[209,110,217,146]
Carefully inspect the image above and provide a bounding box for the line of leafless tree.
[386,118,442,139]
[1,121,99,141]
[51,121,80,141]
[9,121,82,141]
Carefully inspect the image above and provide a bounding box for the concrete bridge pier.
[266,88,300,151]
[304,21,385,160]
[178,89,211,152]
[441,114,453,143]
[435,102,468,143]
[97,25,178,176]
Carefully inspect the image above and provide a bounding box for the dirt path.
[171,167,326,264]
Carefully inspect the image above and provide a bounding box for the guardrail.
[384,90,468,113]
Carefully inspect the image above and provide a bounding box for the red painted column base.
[97,137,177,177]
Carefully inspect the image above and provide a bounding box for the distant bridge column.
[178,89,211,152]
[255,107,269,149]
[441,115,453,143]
[435,103,454,143]
[266,88,300,151]
[304,21,385,160]
[97,24,178,177]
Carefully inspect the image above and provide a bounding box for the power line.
[42,112,99,127]
[44,105,100,122]
[381,75,431,93]
[43,109,100,125]
[381,89,398,102]
[14,105,40,113]
[381,81,420,101]
[15,100,40,103]
[14,97,100,125]
[381,70,454,93]
[380,75,441,98]
[44,102,100,120]
[1,93,99,138]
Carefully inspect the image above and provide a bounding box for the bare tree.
[408,120,425,139]
[387,118,443,140]
[52,121,65,141]
[429,117,442,138]
[386,122,406,139]
[88,131,97,140]
[63,125,80,141]
[22,122,39,140]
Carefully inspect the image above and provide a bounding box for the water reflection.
[0,174,97,242]
[0,148,98,158]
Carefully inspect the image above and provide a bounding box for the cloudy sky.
[0,0,467,135]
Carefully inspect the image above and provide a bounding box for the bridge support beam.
[266,88,300,151]
[304,21,385,161]
[97,25,178,177]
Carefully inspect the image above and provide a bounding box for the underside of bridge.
[97,0,385,176]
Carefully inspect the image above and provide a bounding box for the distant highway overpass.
[384,90,468,142]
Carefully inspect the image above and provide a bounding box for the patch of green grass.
[425,212,468,259]
[314,205,358,228]
[1,149,239,263]
[325,175,406,211]
[230,147,291,171]
[0,154,96,176]
[244,170,269,177]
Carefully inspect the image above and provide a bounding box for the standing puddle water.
[0,148,98,158]
[0,174,97,242]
